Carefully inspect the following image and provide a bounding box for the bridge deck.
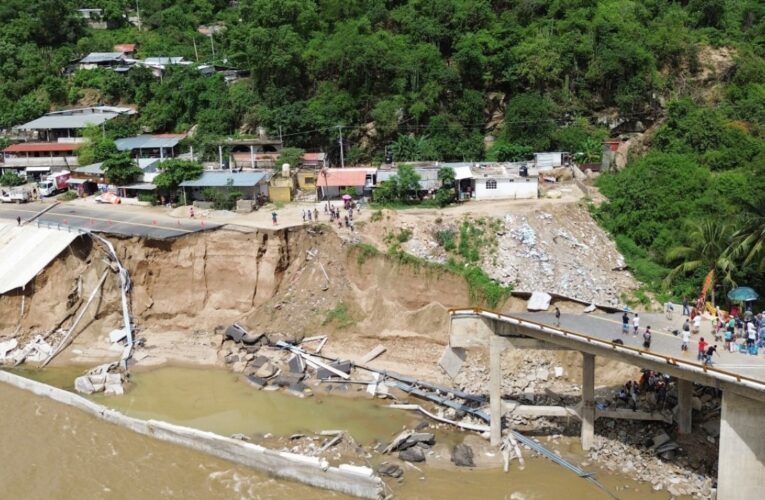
[451,308,765,402]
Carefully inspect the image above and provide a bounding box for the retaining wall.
[0,369,383,499]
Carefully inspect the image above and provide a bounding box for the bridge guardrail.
[449,307,765,393]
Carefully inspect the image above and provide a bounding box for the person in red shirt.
[697,337,707,362]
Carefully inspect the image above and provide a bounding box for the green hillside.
[2,0,765,298]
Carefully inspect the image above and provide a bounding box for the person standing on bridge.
[622,311,630,335]
[704,344,718,366]
[681,327,690,352]
[642,326,652,349]
[632,313,640,337]
[697,337,707,362]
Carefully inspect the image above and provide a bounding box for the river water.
[1,366,670,499]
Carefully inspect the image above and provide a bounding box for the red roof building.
[3,142,82,153]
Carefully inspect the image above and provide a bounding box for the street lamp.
[320,166,329,209]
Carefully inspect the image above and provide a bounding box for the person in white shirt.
[632,313,640,337]
[747,322,757,349]
[681,329,690,352]
[693,314,702,334]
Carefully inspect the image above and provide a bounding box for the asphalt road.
[0,202,220,239]
[518,310,765,382]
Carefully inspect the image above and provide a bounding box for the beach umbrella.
[727,286,759,302]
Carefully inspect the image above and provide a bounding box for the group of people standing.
[621,311,653,349]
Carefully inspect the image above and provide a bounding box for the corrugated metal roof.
[144,57,185,65]
[453,166,473,180]
[18,113,121,130]
[3,142,82,153]
[179,171,267,187]
[76,162,104,175]
[80,52,126,64]
[320,169,370,187]
[118,182,156,190]
[115,135,181,151]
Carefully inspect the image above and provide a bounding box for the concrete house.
[221,138,283,169]
[317,168,376,199]
[79,52,129,70]
[179,171,270,202]
[1,142,82,181]
[452,163,538,201]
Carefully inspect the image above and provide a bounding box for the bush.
[138,192,157,205]
[354,243,379,265]
[0,172,26,186]
[322,303,354,329]
[396,228,413,243]
[200,188,243,210]
[436,229,456,251]
[59,191,78,201]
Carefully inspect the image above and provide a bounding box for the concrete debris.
[701,419,720,438]
[650,432,671,449]
[288,354,306,374]
[527,291,552,311]
[398,446,426,463]
[438,346,466,379]
[451,443,475,467]
[583,304,597,313]
[0,338,18,360]
[377,463,403,478]
[359,344,386,364]
[109,328,128,343]
[224,324,247,343]
[74,362,125,396]
[317,360,352,379]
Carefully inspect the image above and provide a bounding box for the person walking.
[683,296,689,316]
[189,206,195,219]
[314,207,319,221]
[665,301,674,320]
[632,313,640,337]
[747,321,757,350]
[271,212,278,226]
[642,326,652,350]
[554,307,561,327]
[302,210,306,223]
[622,311,630,335]
[681,327,690,352]
[16,216,21,226]
[697,337,707,362]
[704,344,718,366]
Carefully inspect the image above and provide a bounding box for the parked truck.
[0,187,30,203]
[38,171,70,197]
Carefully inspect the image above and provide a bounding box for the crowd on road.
[620,296,765,365]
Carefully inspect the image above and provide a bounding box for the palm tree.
[663,219,737,306]
[731,211,765,271]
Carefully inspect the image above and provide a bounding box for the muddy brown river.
[1,366,671,499]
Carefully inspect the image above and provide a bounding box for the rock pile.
[74,363,126,396]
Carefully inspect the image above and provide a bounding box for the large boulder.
[399,446,426,463]
[451,443,475,467]
[527,291,552,311]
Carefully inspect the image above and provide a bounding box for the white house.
[453,164,538,201]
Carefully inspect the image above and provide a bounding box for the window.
[304,176,315,185]
[486,179,497,189]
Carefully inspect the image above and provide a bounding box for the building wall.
[474,178,538,200]
[319,185,363,199]
[297,171,317,191]
[269,186,292,202]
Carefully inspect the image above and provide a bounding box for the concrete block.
[74,376,96,395]
[439,346,466,379]
[527,291,552,311]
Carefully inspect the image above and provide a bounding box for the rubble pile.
[486,211,631,305]
[74,362,126,396]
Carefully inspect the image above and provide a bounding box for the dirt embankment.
[0,224,638,386]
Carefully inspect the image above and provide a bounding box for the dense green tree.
[102,152,142,186]
[153,159,204,193]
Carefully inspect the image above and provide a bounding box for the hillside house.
[115,134,186,160]
[113,44,137,57]
[1,142,82,180]
[451,163,538,201]
[317,168,376,199]
[222,138,283,169]
[79,52,129,70]
[179,171,270,202]
[14,106,136,142]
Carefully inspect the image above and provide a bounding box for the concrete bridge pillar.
[581,353,595,450]
[676,378,693,434]
[490,335,502,446]
[718,391,765,499]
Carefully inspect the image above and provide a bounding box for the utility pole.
[209,33,216,62]
[278,126,283,143]
[192,37,199,62]
[135,0,141,32]
[337,125,344,168]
